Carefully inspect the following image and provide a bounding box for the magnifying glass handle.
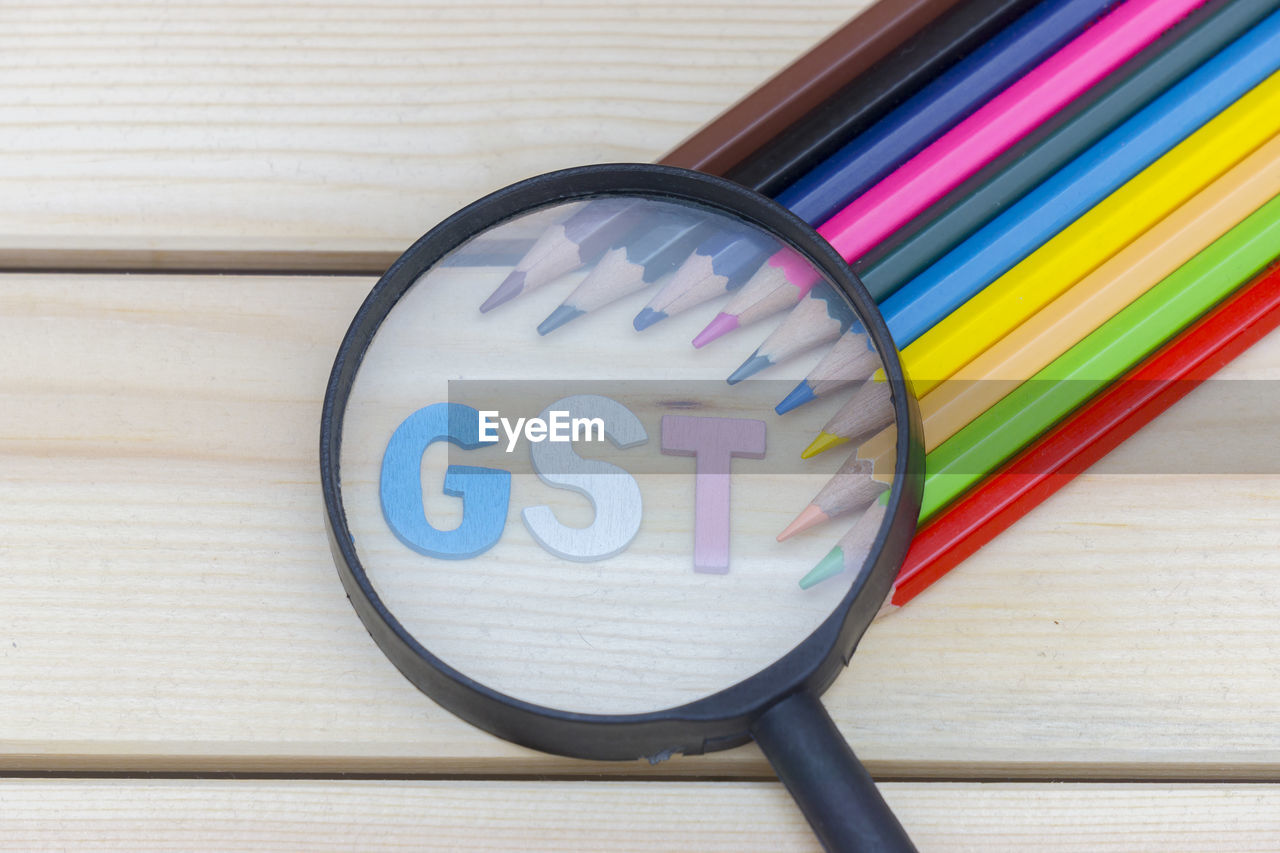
[751,691,917,853]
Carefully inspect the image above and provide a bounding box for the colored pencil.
[695,0,1209,347]
[776,333,880,415]
[725,279,856,384]
[760,0,1269,393]
[782,13,1280,410]
[803,71,1280,458]
[917,192,1280,522]
[802,192,1280,588]
[778,332,886,418]
[640,0,1110,332]
[536,215,711,335]
[633,226,775,331]
[479,199,644,311]
[660,0,967,176]
[799,500,888,591]
[783,131,1280,538]
[778,401,893,541]
[887,260,1280,611]
[807,380,896,463]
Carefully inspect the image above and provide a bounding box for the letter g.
[380,403,511,560]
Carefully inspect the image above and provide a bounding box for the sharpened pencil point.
[632,307,667,331]
[875,596,900,621]
[727,352,772,385]
[537,304,585,336]
[800,546,845,589]
[801,431,848,459]
[480,270,526,313]
[775,381,816,414]
[777,504,830,541]
[692,312,739,348]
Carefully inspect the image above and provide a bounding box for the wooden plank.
[3,272,1280,775]
[1,780,1279,850]
[0,0,868,271]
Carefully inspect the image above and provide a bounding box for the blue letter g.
[380,403,510,560]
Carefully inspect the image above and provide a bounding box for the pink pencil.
[693,0,1207,348]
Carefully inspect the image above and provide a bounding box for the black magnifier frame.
[320,163,924,851]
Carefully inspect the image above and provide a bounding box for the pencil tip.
[775,381,815,414]
[727,352,772,385]
[480,270,526,313]
[537,304,584,336]
[874,596,900,621]
[693,312,739,348]
[632,307,666,331]
[800,431,848,459]
[777,504,829,541]
[799,546,845,589]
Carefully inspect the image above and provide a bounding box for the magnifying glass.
[320,164,924,852]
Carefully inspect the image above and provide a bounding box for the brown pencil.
[660,0,967,175]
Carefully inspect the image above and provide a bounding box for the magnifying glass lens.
[337,193,902,716]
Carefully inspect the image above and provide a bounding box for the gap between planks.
[1,780,1280,852]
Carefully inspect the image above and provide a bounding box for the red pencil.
[887,261,1280,612]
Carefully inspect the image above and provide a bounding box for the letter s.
[380,402,511,560]
[522,395,646,561]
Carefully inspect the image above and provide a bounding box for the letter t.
[660,415,766,573]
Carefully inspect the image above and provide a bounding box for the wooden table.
[3,1,1279,848]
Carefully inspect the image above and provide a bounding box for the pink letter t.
[660,415,767,573]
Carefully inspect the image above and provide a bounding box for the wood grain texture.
[0,0,871,272]
[3,273,1280,776]
[2,780,1280,851]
